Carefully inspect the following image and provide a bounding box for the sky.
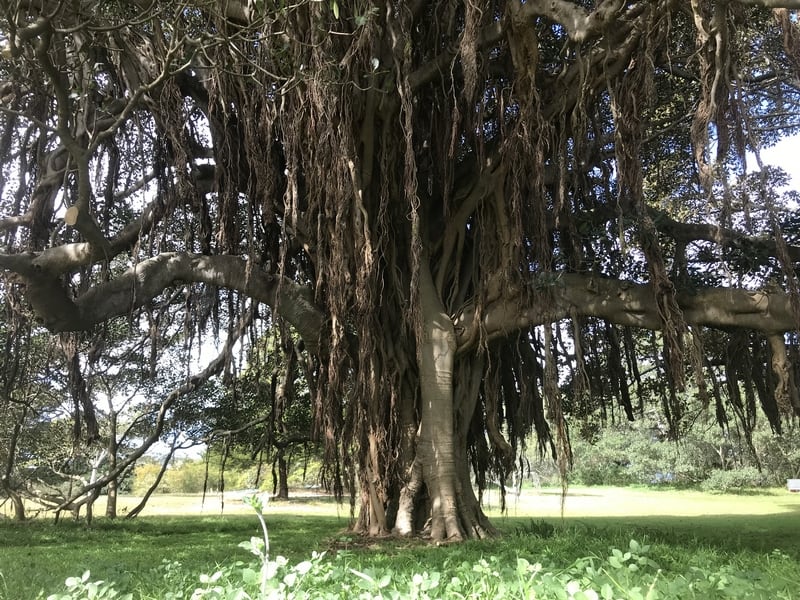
[752,135,800,191]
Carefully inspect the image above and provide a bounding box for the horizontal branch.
[579,204,800,261]
[455,273,796,352]
[30,196,165,274]
[1,252,325,352]
[515,0,628,43]
[653,210,800,261]
[736,0,800,8]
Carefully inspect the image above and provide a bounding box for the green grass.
[1,487,799,599]
[0,512,347,598]
[492,487,800,554]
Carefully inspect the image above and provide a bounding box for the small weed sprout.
[240,493,273,594]
[240,494,271,560]
[45,571,132,600]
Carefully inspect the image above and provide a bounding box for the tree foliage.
[1,0,800,539]
[204,325,317,498]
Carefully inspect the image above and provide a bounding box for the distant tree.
[0,294,68,521]
[206,325,315,499]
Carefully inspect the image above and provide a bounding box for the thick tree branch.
[30,195,166,274]
[0,252,325,352]
[408,22,503,90]
[514,0,628,43]
[456,273,796,352]
[653,210,800,261]
[580,205,800,261]
[737,0,800,7]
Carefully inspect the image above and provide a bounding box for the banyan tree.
[1,0,800,539]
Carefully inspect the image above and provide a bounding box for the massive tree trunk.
[416,256,462,540]
[353,255,496,541]
[408,256,494,540]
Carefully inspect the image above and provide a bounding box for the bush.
[564,416,800,489]
[699,466,770,493]
[570,461,631,486]
[569,425,668,486]
[131,461,171,495]
[163,460,209,494]
[753,428,800,484]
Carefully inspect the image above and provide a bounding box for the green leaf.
[601,583,614,600]
[294,560,313,575]
[241,567,259,585]
[517,557,532,574]
[628,588,645,600]
[566,580,581,595]
[330,0,339,19]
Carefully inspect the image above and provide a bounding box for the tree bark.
[2,405,27,521]
[452,356,497,538]
[456,274,799,352]
[1,484,26,521]
[415,255,491,540]
[105,412,118,518]
[369,259,510,540]
[275,452,289,500]
[392,382,424,536]
[125,443,176,519]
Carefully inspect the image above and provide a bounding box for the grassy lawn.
[0,494,350,598]
[1,487,799,599]
[489,485,800,554]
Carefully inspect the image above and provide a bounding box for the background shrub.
[699,466,770,492]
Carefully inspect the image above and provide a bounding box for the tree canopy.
[1,0,800,540]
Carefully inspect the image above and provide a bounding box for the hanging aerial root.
[767,333,799,416]
[774,9,800,80]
